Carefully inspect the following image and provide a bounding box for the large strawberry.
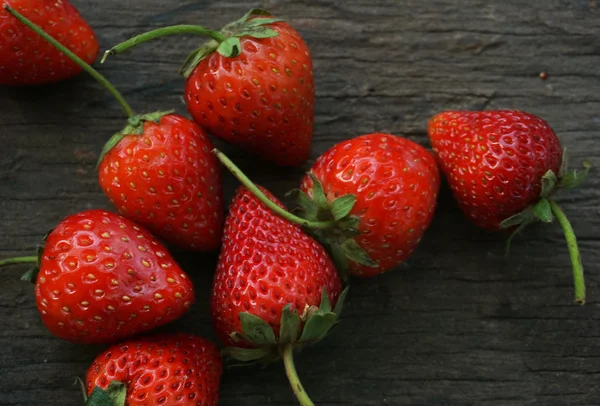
[428,110,591,304]
[0,1,98,85]
[102,9,314,167]
[0,209,194,344]
[6,6,224,251]
[85,333,222,406]
[211,185,345,406]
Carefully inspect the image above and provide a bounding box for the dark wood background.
[1,0,599,405]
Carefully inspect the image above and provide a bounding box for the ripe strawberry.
[0,209,195,344]
[85,333,222,406]
[211,184,345,405]
[296,133,441,277]
[428,109,591,303]
[103,9,314,167]
[5,7,224,251]
[0,1,98,85]
[97,112,224,252]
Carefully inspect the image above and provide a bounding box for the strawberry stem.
[548,200,586,305]
[0,256,37,267]
[213,149,336,230]
[4,5,135,118]
[281,344,314,406]
[101,25,227,62]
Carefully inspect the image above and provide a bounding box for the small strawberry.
[97,113,224,252]
[5,6,224,251]
[103,9,314,167]
[211,185,345,406]
[0,209,195,344]
[0,1,98,85]
[85,333,222,405]
[428,110,591,304]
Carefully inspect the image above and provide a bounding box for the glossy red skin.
[86,333,222,405]
[36,209,194,344]
[210,186,342,347]
[98,114,224,252]
[0,0,99,85]
[301,133,440,277]
[428,110,563,230]
[185,19,314,167]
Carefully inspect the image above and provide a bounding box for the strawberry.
[0,1,98,85]
[97,112,224,252]
[296,133,441,277]
[427,109,591,304]
[85,333,222,406]
[5,7,224,251]
[103,9,314,167]
[211,184,345,406]
[0,209,195,344]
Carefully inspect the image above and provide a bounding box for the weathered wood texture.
[1,0,600,405]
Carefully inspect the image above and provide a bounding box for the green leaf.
[243,17,284,27]
[499,209,531,229]
[533,198,553,223]
[217,37,242,58]
[308,172,329,210]
[279,305,301,344]
[287,189,319,221]
[327,243,351,283]
[540,170,557,197]
[298,312,337,343]
[21,267,38,283]
[222,346,272,362]
[319,288,332,313]
[558,160,592,189]
[329,194,357,221]
[237,27,278,39]
[504,220,531,256]
[341,239,378,268]
[85,381,126,406]
[559,147,569,177]
[238,312,277,345]
[333,286,350,319]
[97,132,127,168]
[180,40,219,78]
[238,8,272,24]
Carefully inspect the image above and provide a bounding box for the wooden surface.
[1,0,599,405]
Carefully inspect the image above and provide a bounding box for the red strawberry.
[0,209,195,344]
[297,133,441,277]
[210,185,344,405]
[428,110,591,304]
[98,112,224,252]
[103,9,314,167]
[85,333,222,406]
[5,7,225,251]
[0,1,98,85]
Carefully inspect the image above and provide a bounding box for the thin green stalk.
[549,200,586,305]
[5,5,135,118]
[0,256,37,267]
[281,344,314,406]
[213,149,336,230]
[102,25,227,62]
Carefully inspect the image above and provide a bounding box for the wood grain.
[1,0,599,405]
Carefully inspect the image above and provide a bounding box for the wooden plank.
[0,0,599,404]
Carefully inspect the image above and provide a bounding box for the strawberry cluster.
[0,2,591,406]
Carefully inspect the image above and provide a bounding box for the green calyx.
[500,148,591,304]
[222,287,349,364]
[85,381,126,406]
[101,8,284,78]
[96,110,175,167]
[0,227,53,283]
[288,173,378,279]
